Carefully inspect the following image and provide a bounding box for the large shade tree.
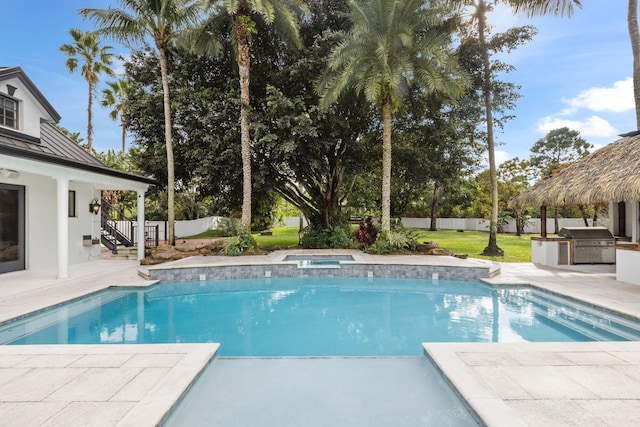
[191,0,307,231]
[60,28,114,152]
[447,0,581,256]
[80,0,201,246]
[318,0,466,232]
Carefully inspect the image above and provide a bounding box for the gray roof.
[0,67,61,122]
[0,123,156,186]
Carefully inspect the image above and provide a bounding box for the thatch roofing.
[511,131,640,208]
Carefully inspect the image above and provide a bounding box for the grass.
[411,229,532,263]
[183,226,533,262]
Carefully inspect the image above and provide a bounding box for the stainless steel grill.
[558,227,615,264]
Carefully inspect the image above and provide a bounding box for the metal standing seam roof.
[0,123,156,186]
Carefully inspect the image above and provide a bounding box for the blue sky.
[3,0,635,165]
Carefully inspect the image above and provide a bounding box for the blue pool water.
[2,277,639,356]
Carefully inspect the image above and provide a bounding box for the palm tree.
[101,79,130,155]
[447,0,581,256]
[318,0,466,232]
[80,0,201,246]
[193,0,307,231]
[60,28,115,152]
[629,0,640,129]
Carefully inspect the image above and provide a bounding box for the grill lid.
[558,227,614,239]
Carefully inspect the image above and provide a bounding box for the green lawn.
[184,226,533,262]
[411,229,532,263]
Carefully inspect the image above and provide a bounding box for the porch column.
[540,206,547,238]
[633,201,639,244]
[56,178,69,279]
[137,189,145,260]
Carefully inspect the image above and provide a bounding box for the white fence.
[144,216,606,242]
[399,217,599,234]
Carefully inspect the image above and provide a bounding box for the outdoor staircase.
[100,198,159,255]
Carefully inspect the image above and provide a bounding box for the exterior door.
[0,183,25,273]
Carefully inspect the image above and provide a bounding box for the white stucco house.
[0,66,156,278]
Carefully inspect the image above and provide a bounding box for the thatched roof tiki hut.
[510,131,640,285]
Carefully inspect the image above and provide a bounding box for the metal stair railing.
[100,198,159,254]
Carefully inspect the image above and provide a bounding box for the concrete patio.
[0,253,639,426]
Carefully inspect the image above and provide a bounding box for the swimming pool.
[2,277,639,356]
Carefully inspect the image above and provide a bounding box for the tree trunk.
[515,209,522,236]
[629,0,640,129]
[87,81,93,151]
[429,183,440,231]
[478,1,503,257]
[381,99,392,232]
[579,204,589,226]
[237,20,253,232]
[121,117,126,155]
[159,47,175,246]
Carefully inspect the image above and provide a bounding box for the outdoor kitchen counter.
[615,242,640,251]
[616,244,640,286]
[530,236,571,241]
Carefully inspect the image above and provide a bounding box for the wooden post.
[540,205,547,238]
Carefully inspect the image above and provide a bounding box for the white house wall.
[0,76,52,138]
[1,171,101,271]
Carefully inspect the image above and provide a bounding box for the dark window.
[0,94,18,129]
[68,191,76,217]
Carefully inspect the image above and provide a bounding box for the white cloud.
[483,149,513,167]
[494,149,512,166]
[536,115,618,137]
[562,78,634,113]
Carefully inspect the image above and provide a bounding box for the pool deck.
[1,253,640,426]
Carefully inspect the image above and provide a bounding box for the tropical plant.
[300,225,351,249]
[353,216,378,248]
[60,28,115,152]
[446,0,581,257]
[318,0,466,233]
[191,0,308,232]
[80,0,201,246]
[101,79,130,155]
[224,231,256,255]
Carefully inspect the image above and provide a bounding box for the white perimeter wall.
[144,216,600,240]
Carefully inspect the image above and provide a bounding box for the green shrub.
[372,228,418,254]
[224,231,256,256]
[218,217,243,237]
[300,226,350,249]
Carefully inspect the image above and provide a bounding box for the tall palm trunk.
[381,99,392,232]
[430,183,440,231]
[478,1,503,256]
[87,81,94,151]
[237,20,252,231]
[629,0,640,129]
[121,118,126,155]
[159,47,176,246]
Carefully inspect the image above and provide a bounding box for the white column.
[608,201,616,235]
[137,189,145,260]
[633,201,639,244]
[56,178,69,279]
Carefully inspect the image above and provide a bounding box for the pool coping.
[2,255,640,426]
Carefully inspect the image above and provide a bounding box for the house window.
[68,191,76,217]
[0,94,18,129]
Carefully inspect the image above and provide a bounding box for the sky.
[2,0,636,165]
